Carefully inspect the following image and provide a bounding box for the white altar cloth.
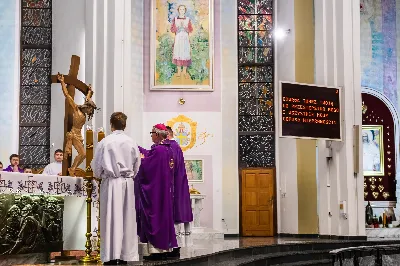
[0,172,100,250]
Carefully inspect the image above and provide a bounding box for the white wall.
[220,0,239,234]
[275,0,298,234]
[0,0,19,163]
[51,0,85,159]
[315,0,365,236]
[126,0,144,142]
[52,0,139,151]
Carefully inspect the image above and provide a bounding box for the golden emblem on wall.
[362,101,368,114]
[166,115,197,152]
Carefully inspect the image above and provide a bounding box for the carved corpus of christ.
[57,73,97,177]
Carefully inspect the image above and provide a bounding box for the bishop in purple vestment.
[166,126,193,255]
[136,124,178,261]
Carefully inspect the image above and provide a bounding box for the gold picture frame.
[362,125,384,176]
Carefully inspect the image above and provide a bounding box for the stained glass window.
[19,0,52,169]
[238,0,274,167]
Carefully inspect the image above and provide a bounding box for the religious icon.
[184,159,204,183]
[151,0,214,90]
[166,114,197,151]
[362,125,384,176]
[171,5,193,79]
[57,74,98,177]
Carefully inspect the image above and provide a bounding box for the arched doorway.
[362,89,398,212]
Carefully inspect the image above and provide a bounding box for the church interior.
[1,0,400,265]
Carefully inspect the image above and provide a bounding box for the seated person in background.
[43,149,63,176]
[0,161,3,171]
[24,167,32,174]
[3,154,24,173]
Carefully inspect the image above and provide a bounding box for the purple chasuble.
[170,140,193,223]
[138,145,152,158]
[3,165,23,173]
[136,140,178,250]
[135,144,157,229]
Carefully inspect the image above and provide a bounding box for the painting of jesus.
[151,0,213,90]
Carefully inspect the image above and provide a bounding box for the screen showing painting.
[280,82,341,140]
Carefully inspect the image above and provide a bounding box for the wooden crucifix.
[51,55,93,176]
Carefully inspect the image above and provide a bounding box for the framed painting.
[362,125,384,176]
[184,159,204,182]
[150,0,214,91]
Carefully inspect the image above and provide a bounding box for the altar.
[0,172,99,256]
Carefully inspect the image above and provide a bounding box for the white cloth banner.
[0,172,100,250]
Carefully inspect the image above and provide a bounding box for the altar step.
[212,249,332,266]
[154,239,400,265]
[276,259,331,266]
[138,230,223,255]
[191,228,224,240]
[366,228,400,238]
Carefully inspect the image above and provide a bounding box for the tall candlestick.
[94,128,105,262]
[80,177,95,263]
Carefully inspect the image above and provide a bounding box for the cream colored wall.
[294,0,319,235]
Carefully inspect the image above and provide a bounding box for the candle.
[86,128,94,177]
[383,212,387,228]
[98,128,105,142]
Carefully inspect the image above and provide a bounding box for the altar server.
[92,112,141,264]
[165,126,193,255]
[43,149,63,176]
[136,124,178,261]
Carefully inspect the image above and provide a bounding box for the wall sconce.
[178,98,186,105]
[273,28,291,40]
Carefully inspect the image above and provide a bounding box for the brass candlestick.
[80,177,95,263]
[94,178,102,262]
[93,129,105,262]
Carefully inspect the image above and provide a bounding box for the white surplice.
[92,130,141,262]
[43,161,62,175]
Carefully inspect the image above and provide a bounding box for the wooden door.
[241,169,275,236]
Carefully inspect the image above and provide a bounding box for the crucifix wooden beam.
[51,55,91,176]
